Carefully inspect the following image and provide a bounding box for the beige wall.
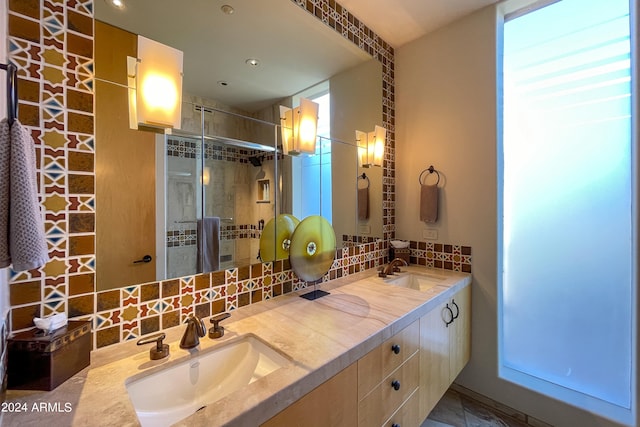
[396,5,627,427]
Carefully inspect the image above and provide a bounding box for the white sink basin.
[126,334,290,427]
[384,272,446,292]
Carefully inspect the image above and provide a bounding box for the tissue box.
[7,320,91,391]
[389,247,410,264]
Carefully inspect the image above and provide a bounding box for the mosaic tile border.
[166,224,260,248]
[291,0,396,242]
[167,136,274,164]
[407,241,472,273]
[7,0,97,331]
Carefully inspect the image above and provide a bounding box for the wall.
[396,5,628,427]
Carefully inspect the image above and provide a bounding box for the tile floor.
[423,389,534,427]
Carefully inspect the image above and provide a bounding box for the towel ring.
[419,165,440,186]
[358,173,370,189]
[0,62,18,126]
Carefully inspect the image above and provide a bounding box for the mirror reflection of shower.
[159,126,278,279]
[250,155,266,181]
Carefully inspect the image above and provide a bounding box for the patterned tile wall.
[408,241,472,273]
[7,0,96,334]
[4,0,469,352]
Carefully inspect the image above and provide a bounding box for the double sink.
[125,267,446,427]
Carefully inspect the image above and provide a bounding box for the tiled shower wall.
[4,0,399,351]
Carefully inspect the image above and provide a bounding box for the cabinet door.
[261,363,358,427]
[449,285,471,380]
[419,301,450,420]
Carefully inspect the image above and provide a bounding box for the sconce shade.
[356,125,386,167]
[279,98,319,155]
[128,36,183,131]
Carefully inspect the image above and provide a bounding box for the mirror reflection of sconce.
[202,166,210,186]
[355,125,386,168]
[127,35,183,132]
[279,98,319,155]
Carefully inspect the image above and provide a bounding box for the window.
[498,0,635,424]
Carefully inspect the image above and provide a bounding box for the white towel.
[2,119,49,271]
[0,119,10,267]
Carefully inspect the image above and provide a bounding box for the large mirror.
[94,0,384,290]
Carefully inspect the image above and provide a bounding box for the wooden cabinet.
[419,285,471,419]
[260,363,358,427]
[358,319,420,427]
[261,284,471,427]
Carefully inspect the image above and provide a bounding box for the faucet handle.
[137,332,170,360]
[209,312,231,339]
[378,266,387,278]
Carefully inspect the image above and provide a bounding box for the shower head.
[248,156,263,167]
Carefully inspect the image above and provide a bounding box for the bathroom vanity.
[2,266,470,427]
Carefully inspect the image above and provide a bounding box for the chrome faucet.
[179,314,206,349]
[379,257,408,277]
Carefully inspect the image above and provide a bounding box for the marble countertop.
[3,266,471,427]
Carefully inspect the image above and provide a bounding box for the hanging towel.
[0,119,10,267]
[197,216,220,273]
[358,187,369,220]
[420,183,438,223]
[6,120,49,271]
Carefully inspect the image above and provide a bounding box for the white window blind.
[499,0,635,424]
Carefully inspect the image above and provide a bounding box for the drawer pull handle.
[451,299,460,320]
[391,344,400,354]
[391,380,401,391]
[444,304,455,327]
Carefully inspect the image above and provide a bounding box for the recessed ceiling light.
[245,58,259,67]
[105,0,125,10]
[221,5,234,15]
[217,81,229,87]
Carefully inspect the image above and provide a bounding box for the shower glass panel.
[164,134,204,279]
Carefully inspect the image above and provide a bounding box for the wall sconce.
[127,35,183,131]
[356,125,386,167]
[279,98,319,155]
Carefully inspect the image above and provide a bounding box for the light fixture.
[127,36,183,132]
[356,125,386,167]
[105,0,125,10]
[279,98,319,155]
[245,58,259,67]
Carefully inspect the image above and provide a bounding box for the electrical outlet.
[423,229,438,240]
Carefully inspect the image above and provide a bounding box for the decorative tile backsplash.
[408,241,472,273]
[91,242,387,348]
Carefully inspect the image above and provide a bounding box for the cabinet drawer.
[358,319,419,400]
[384,388,420,427]
[358,352,420,427]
